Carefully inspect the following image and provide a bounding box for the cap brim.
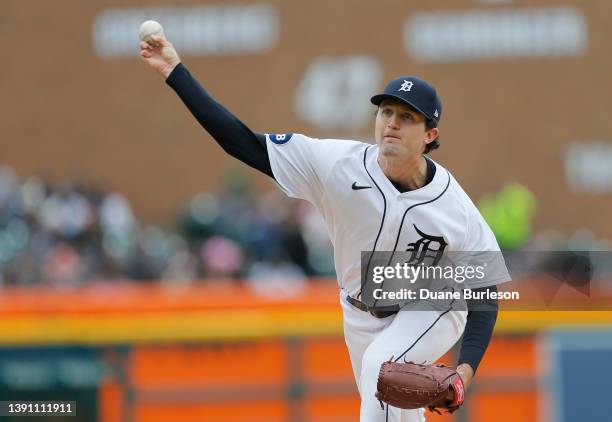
[370,93,434,121]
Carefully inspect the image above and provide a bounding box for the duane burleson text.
[372,288,519,300]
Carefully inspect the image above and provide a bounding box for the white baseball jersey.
[265,132,510,422]
[266,133,509,295]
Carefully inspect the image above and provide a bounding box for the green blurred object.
[479,183,537,250]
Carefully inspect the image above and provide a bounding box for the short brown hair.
[424,119,440,154]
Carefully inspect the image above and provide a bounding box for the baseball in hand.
[139,20,164,43]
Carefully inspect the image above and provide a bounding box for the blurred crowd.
[1,165,609,288]
[0,165,334,287]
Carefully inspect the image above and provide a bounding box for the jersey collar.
[369,145,448,200]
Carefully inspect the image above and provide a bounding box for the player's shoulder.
[267,132,365,146]
[430,159,480,216]
[430,159,500,251]
[266,132,369,154]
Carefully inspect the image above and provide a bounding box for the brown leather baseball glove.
[375,361,465,414]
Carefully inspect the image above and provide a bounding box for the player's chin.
[379,143,403,157]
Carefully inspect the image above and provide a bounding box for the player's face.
[374,100,437,159]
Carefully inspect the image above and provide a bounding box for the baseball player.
[140,35,510,421]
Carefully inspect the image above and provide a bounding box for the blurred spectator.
[200,236,244,277]
[37,182,93,239]
[247,255,307,298]
[42,241,84,287]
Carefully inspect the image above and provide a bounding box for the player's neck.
[377,154,428,191]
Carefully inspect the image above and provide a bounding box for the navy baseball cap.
[370,76,442,125]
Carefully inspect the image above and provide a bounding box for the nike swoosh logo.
[352,182,372,190]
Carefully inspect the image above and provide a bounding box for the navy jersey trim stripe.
[358,145,387,299]
[393,299,455,363]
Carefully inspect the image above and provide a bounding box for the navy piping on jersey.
[383,299,455,421]
[358,145,387,299]
[394,298,455,362]
[371,171,451,308]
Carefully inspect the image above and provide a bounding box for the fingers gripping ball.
[139,20,165,44]
[376,361,465,414]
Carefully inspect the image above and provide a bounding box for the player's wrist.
[456,363,475,388]
[161,60,181,79]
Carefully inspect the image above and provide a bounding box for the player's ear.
[424,127,439,143]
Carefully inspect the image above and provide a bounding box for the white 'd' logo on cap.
[399,80,413,92]
[434,109,439,118]
[398,79,414,92]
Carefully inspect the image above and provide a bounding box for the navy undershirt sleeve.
[457,285,499,372]
[165,63,274,178]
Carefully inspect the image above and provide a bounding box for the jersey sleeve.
[459,205,512,289]
[265,133,357,205]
